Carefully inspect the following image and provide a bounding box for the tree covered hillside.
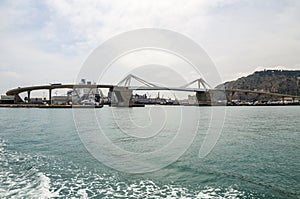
[220,70,300,96]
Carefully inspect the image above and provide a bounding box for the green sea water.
[0,106,299,198]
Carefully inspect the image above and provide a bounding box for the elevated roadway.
[6,84,114,103]
[5,83,300,105]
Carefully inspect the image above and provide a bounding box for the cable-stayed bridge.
[6,74,300,106]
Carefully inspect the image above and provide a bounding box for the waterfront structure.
[51,96,69,105]
[29,98,44,104]
[4,74,300,107]
[0,95,15,104]
[187,95,198,105]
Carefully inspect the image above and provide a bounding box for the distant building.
[178,99,189,105]
[52,96,69,105]
[188,95,198,105]
[0,95,15,104]
[80,79,86,85]
[29,98,44,104]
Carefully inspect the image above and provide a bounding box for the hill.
[219,70,300,97]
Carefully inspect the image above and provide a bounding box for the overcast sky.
[1,0,300,95]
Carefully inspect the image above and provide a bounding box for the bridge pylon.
[180,78,212,105]
[117,74,158,88]
[180,78,211,90]
[110,74,159,107]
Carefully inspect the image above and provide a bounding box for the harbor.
[1,74,299,108]
[1,1,300,198]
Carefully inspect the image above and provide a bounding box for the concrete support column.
[257,93,261,103]
[244,92,249,102]
[196,91,211,106]
[49,89,52,104]
[27,91,31,103]
[111,86,133,107]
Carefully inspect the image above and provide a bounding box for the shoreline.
[0,103,299,108]
[0,104,104,108]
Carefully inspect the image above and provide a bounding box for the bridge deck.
[5,84,299,100]
[6,84,114,95]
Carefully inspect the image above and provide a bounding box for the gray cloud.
[1,0,300,94]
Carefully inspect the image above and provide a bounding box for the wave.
[0,139,246,198]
